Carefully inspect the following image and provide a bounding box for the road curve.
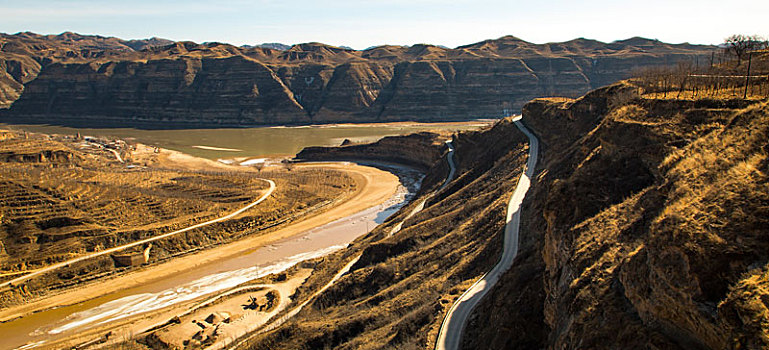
[222,144,455,348]
[2,179,276,290]
[442,140,457,191]
[389,140,456,236]
[435,116,538,350]
[107,148,124,163]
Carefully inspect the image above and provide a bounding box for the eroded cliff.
[0,33,714,127]
[296,131,451,171]
[232,81,769,350]
[464,83,769,349]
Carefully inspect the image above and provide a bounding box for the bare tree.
[723,34,768,66]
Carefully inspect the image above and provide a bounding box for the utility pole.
[744,51,753,99]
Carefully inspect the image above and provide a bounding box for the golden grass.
[0,132,355,286]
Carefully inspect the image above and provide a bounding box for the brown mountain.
[231,79,769,349]
[0,32,714,127]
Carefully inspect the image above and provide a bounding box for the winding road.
[2,179,276,291]
[106,148,124,163]
[389,140,456,236]
[435,116,538,350]
[228,144,458,348]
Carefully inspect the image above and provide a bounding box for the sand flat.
[0,162,397,324]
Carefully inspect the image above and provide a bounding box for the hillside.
[465,84,769,349]
[237,116,530,349]
[0,32,714,127]
[296,131,452,171]
[0,130,356,306]
[227,81,768,349]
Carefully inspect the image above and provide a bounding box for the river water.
[1,164,423,350]
[0,121,488,160]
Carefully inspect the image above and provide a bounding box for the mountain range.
[0,32,715,127]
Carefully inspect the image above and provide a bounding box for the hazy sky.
[1,0,767,49]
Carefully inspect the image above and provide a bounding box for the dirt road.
[2,179,276,291]
[0,162,398,325]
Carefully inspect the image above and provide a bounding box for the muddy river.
[0,164,423,350]
[0,121,490,160]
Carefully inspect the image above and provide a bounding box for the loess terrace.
[0,131,356,306]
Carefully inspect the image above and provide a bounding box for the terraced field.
[0,132,355,293]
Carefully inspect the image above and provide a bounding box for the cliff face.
[8,57,310,126]
[0,32,714,127]
[0,32,172,108]
[464,84,769,349]
[238,82,769,349]
[242,118,530,349]
[296,131,450,171]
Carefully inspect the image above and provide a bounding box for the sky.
[1,0,768,50]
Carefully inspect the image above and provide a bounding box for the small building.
[111,244,152,267]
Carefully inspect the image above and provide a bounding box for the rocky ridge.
[234,81,769,349]
[463,84,769,349]
[0,32,714,127]
[296,131,451,171]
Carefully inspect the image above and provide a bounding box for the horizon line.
[3,30,721,51]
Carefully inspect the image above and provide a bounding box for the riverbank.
[0,162,397,314]
[0,120,490,161]
[0,151,402,350]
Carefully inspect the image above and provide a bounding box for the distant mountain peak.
[496,35,526,42]
[256,43,291,51]
[613,36,660,46]
[455,35,531,51]
[288,42,351,53]
[125,37,174,51]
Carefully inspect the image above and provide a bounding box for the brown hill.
[465,85,768,349]
[0,32,714,127]
[0,130,356,304]
[229,81,768,349]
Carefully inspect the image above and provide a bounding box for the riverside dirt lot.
[0,131,399,331]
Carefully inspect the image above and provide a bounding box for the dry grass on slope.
[511,83,768,349]
[243,118,529,350]
[636,101,769,349]
[0,132,355,307]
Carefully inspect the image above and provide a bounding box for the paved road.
[226,142,457,348]
[389,140,456,236]
[2,179,276,291]
[442,140,457,190]
[435,116,538,350]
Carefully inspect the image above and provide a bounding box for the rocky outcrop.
[0,32,715,127]
[464,83,769,349]
[244,81,769,349]
[0,148,78,163]
[296,131,449,171]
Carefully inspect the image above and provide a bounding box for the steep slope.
[0,32,714,126]
[296,131,450,171]
[6,56,310,127]
[225,81,769,350]
[239,117,531,349]
[463,84,769,349]
[0,31,173,108]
